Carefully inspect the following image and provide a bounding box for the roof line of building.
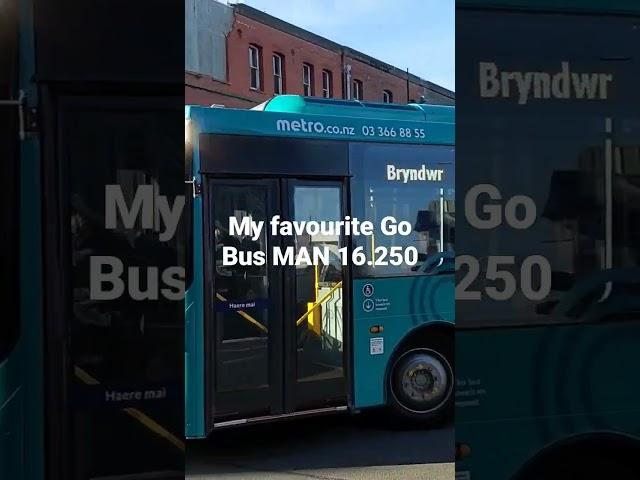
[234,3,455,99]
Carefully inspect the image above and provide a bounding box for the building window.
[322,70,333,98]
[303,63,314,96]
[273,53,284,94]
[383,89,393,103]
[249,45,261,90]
[352,79,363,100]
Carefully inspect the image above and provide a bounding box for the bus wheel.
[388,347,453,426]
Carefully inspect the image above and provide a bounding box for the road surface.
[186,409,454,479]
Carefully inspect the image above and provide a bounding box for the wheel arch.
[383,321,454,403]
[511,431,640,479]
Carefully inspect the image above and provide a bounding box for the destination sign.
[479,61,613,104]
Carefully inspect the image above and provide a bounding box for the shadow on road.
[187,409,453,477]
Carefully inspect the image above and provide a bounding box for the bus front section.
[185,97,455,436]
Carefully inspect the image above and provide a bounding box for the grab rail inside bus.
[214,279,343,332]
[74,366,185,452]
[296,281,343,327]
[215,292,268,332]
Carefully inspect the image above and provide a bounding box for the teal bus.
[184,95,455,437]
[456,1,640,478]
[1,1,43,478]
[2,0,184,479]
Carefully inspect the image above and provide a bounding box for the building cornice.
[234,3,454,99]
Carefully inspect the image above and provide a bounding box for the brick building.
[185,0,455,108]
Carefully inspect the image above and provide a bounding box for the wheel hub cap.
[400,352,450,409]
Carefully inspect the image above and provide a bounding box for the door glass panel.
[212,185,270,392]
[292,186,344,383]
[67,107,183,477]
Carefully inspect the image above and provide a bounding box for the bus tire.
[387,345,454,427]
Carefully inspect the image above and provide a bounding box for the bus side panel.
[188,107,453,146]
[352,276,454,408]
[185,193,206,439]
[456,325,640,479]
[20,140,44,480]
[0,0,45,478]
[0,386,24,480]
[0,120,42,480]
[184,296,204,438]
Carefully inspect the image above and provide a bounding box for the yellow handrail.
[74,366,185,452]
[215,292,268,333]
[296,281,343,326]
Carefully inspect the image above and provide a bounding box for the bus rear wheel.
[388,347,453,426]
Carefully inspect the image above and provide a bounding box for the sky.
[233,0,454,91]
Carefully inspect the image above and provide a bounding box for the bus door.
[205,177,347,425]
[285,179,347,413]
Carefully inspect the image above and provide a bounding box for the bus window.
[211,184,270,393]
[350,142,455,278]
[0,0,20,362]
[456,10,640,329]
